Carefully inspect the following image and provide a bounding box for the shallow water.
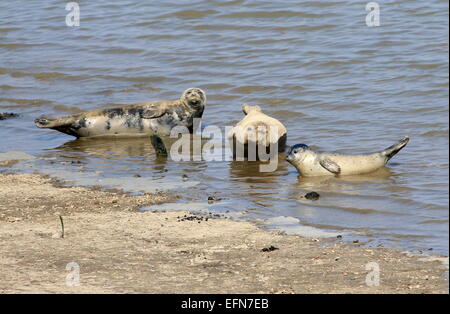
[0,1,448,255]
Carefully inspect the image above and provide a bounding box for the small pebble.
[207,196,222,203]
[305,191,320,200]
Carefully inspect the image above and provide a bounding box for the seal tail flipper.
[381,136,410,162]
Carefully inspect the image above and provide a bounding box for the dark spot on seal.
[305,191,320,200]
[261,246,279,252]
[124,116,133,128]
[174,106,191,121]
[105,120,111,130]
[72,118,88,130]
[121,109,144,130]
[80,118,88,128]
[128,107,144,116]
[0,112,18,120]
[128,108,145,131]
[104,108,125,119]
[161,113,178,128]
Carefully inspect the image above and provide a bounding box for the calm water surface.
[1,1,448,255]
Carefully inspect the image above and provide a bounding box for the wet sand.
[0,172,447,294]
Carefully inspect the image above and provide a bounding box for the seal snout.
[286,153,294,162]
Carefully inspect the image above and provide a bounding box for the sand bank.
[0,173,447,294]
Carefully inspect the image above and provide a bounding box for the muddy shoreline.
[0,172,448,294]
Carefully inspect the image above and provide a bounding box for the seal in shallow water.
[35,88,206,138]
[228,104,287,159]
[286,136,409,176]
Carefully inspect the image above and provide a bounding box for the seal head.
[181,88,206,112]
[286,144,310,163]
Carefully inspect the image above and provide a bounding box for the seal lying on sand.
[35,88,206,138]
[286,136,409,176]
[228,104,287,159]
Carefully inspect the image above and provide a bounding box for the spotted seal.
[35,88,206,138]
[286,136,409,176]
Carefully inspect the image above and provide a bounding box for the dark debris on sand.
[261,245,279,252]
[177,212,226,223]
[177,215,205,223]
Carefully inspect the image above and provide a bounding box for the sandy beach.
[0,172,447,294]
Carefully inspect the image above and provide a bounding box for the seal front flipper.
[150,134,168,157]
[141,104,167,119]
[319,157,341,175]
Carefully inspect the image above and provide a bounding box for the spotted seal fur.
[35,88,206,138]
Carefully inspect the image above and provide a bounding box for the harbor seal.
[35,88,206,138]
[228,104,287,159]
[286,136,409,176]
